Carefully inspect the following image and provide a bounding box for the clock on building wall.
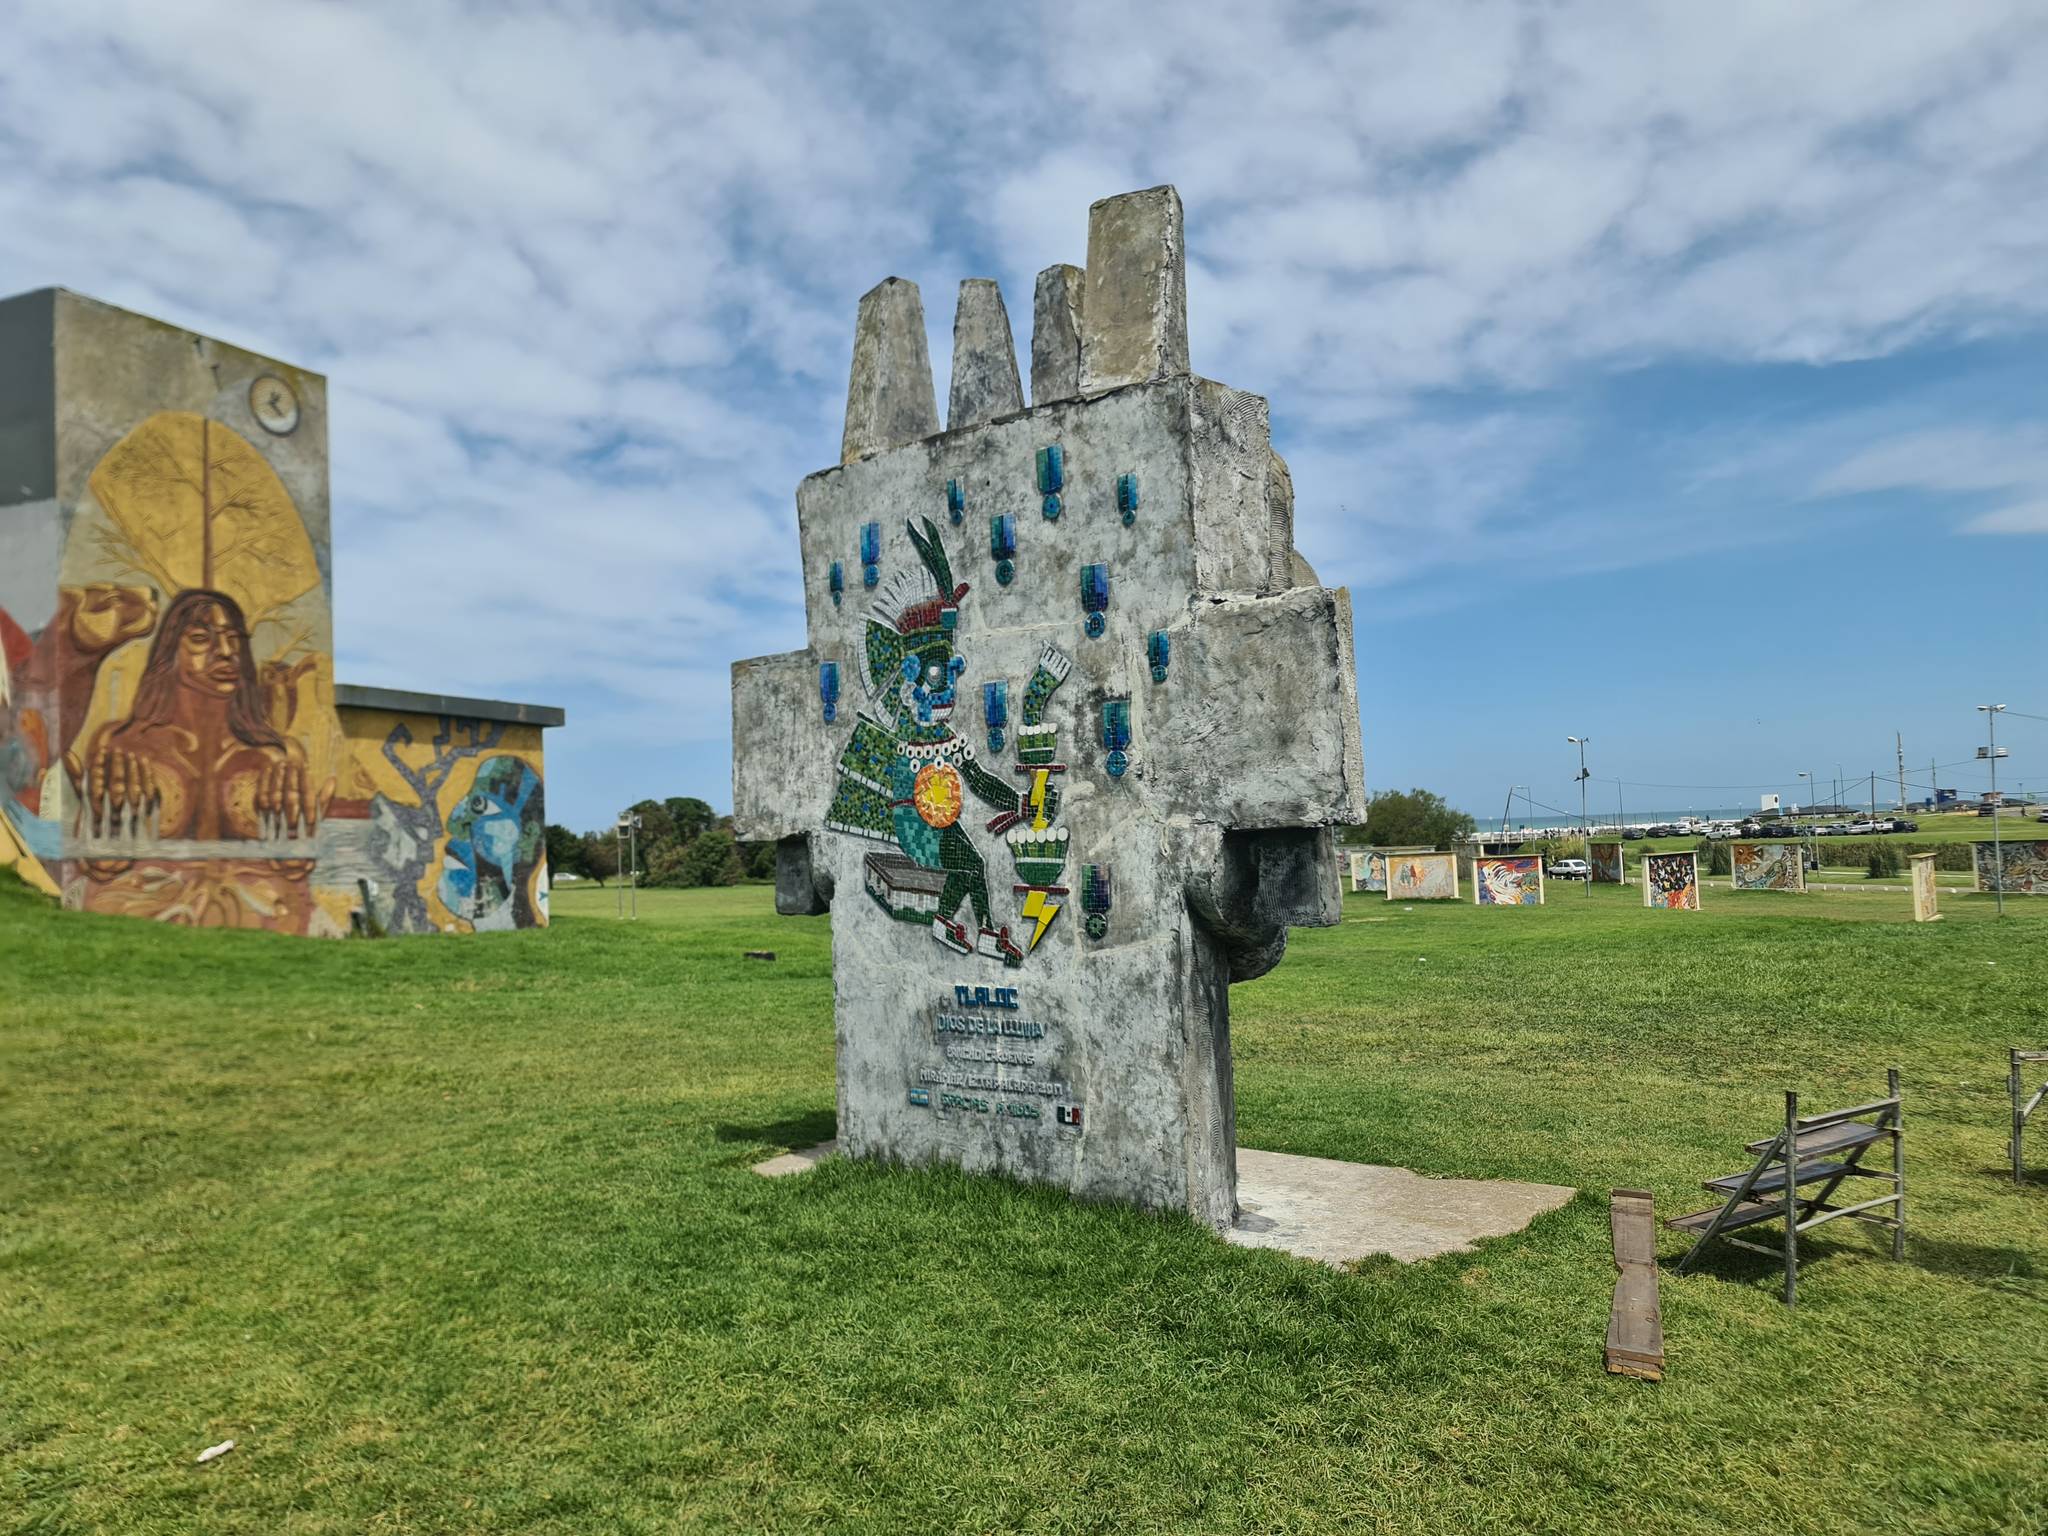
[249,374,300,435]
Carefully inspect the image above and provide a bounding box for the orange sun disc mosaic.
[912,762,965,827]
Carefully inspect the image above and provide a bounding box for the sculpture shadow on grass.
[714,1108,836,1154]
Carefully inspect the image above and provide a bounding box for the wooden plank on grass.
[1606,1268,1663,1380]
[1611,1188,1656,1269]
[1607,1189,1665,1381]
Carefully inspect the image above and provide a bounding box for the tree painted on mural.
[370,716,507,933]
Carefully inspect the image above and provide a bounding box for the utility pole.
[1980,705,2006,916]
[1895,732,1907,811]
[1869,772,1876,824]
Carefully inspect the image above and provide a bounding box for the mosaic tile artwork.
[824,516,1088,969]
[989,512,1017,586]
[1101,696,1131,780]
[1037,443,1064,521]
[1081,562,1110,638]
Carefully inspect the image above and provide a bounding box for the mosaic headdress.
[862,516,970,706]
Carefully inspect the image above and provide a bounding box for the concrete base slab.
[1230,1147,1575,1266]
[751,1140,838,1177]
[751,1141,1574,1265]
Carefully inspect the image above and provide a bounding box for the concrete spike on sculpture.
[733,184,1366,1231]
[1030,263,1085,406]
[947,280,1024,432]
[841,277,939,464]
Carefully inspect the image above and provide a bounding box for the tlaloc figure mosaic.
[732,186,1365,1228]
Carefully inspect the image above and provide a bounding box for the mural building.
[0,289,560,934]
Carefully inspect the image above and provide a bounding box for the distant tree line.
[543,798,776,888]
[1345,787,1477,850]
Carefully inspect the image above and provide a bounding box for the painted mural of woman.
[72,588,330,842]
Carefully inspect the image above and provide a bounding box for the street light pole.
[1981,704,2007,917]
[1568,737,1591,896]
[1799,770,1816,873]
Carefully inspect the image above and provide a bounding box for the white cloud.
[1815,424,2048,535]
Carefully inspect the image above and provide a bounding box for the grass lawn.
[5,874,2047,1533]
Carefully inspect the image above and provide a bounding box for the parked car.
[1622,827,1647,840]
[1547,858,1591,881]
[1888,818,1919,833]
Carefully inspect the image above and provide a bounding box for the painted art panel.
[1474,854,1544,905]
[1910,852,1940,923]
[1346,849,1367,892]
[1643,850,1701,910]
[1974,840,2048,895]
[317,707,549,935]
[54,411,346,933]
[1589,841,1624,884]
[1730,841,1805,893]
[1385,850,1459,901]
[1364,850,1388,892]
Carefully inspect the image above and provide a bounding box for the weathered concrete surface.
[1228,1149,1577,1266]
[733,186,1364,1233]
[1079,187,1188,394]
[842,277,938,463]
[1030,264,1084,405]
[946,280,1023,432]
[752,1141,1574,1268]
[752,1141,839,1178]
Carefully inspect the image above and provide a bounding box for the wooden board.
[1606,1267,1664,1380]
[1610,1189,1656,1268]
[1606,1189,1664,1381]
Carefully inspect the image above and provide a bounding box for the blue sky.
[3,0,2043,830]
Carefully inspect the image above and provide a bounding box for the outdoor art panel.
[1731,841,1805,893]
[1386,850,1459,901]
[1589,840,1624,884]
[1362,851,1388,892]
[1643,850,1701,909]
[1911,852,1940,923]
[1474,854,1543,905]
[1974,840,2048,895]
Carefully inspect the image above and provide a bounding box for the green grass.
[5,874,2047,1534]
